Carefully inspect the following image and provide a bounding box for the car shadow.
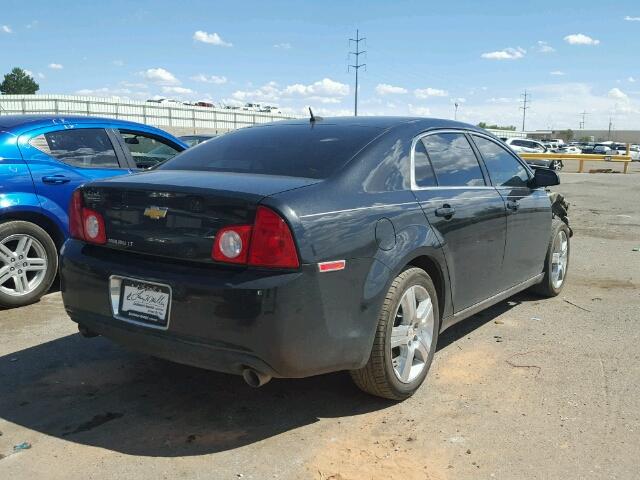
[0,292,538,457]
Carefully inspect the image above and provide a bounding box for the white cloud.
[624,15,640,21]
[231,78,349,105]
[407,104,432,116]
[550,71,565,76]
[193,30,232,47]
[112,60,124,67]
[537,41,555,53]
[414,87,448,99]
[24,69,34,77]
[1,25,12,33]
[48,63,63,69]
[564,33,600,46]
[162,86,194,95]
[26,20,38,29]
[232,81,281,102]
[608,87,628,100]
[37,72,45,79]
[283,78,349,97]
[487,97,517,104]
[481,47,525,60]
[628,76,636,83]
[191,74,227,84]
[140,67,180,85]
[375,83,408,95]
[273,43,292,49]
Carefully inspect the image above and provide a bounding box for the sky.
[2,0,640,130]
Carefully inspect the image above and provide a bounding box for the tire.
[351,267,439,400]
[530,218,570,297]
[551,160,563,170]
[0,221,58,308]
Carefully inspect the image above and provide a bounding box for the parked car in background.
[0,115,187,307]
[503,138,547,153]
[592,144,614,155]
[501,138,563,170]
[557,145,582,154]
[60,117,569,400]
[179,134,217,147]
[612,143,640,161]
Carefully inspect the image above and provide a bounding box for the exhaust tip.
[78,324,99,338]
[242,368,271,388]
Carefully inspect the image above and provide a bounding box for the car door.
[411,130,507,313]
[18,126,131,231]
[470,134,551,289]
[114,129,183,170]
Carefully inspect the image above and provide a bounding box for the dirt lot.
[1,169,639,479]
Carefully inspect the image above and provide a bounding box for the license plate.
[114,278,171,327]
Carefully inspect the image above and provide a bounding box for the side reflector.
[318,260,346,273]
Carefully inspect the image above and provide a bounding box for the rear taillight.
[249,206,299,268]
[211,206,299,269]
[69,189,107,245]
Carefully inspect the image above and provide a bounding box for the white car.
[503,138,547,153]
[557,146,582,154]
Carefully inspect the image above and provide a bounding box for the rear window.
[158,124,383,179]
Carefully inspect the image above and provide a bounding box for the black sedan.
[60,117,570,400]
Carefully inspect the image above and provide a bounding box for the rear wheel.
[530,219,570,297]
[0,221,58,308]
[351,267,439,400]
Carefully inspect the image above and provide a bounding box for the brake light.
[211,206,299,268]
[68,189,107,245]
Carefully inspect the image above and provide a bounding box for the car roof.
[0,114,178,139]
[266,116,486,133]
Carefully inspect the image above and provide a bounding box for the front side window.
[29,128,119,168]
[118,130,181,169]
[473,135,530,188]
[422,133,485,187]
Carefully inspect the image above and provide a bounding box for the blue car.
[0,115,187,307]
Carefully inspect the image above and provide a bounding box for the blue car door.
[17,126,131,233]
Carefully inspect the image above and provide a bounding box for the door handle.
[42,175,71,185]
[506,200,520,211]
[435,204,456,219]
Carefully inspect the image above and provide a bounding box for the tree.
[0,67,39,94]
[560,129,574,142]
[478,122,516,131]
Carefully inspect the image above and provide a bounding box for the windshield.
[159,124,383,179]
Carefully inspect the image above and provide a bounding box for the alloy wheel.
[551,230,568,289]
[0,234,48,297]
[390,285,435,383]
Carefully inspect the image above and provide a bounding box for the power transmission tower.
[349,29,366,116]
[579,110,590,130]
[519,90,530,132]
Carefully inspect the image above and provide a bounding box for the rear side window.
[422,133,485,187]
[413,139,436,187]
[159,124,383,179]
[29,128,119,168]
[473,135,530,188]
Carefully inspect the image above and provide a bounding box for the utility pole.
[579,110,590,130]
[608,116,613,140]
[519,90,530,132]
[349,29,366,116]
[454,102,459,120]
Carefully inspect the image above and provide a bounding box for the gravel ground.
[0,170,639,480]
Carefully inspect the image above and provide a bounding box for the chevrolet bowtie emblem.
[143,206,168,220]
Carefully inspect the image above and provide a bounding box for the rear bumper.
[60,240,385,378]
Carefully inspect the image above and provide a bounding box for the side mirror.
[528,167,560,188]
[125,137,140,145]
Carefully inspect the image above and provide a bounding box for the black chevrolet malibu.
[60,117,570,400]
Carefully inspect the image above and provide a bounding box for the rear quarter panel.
[0,130,42,218]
